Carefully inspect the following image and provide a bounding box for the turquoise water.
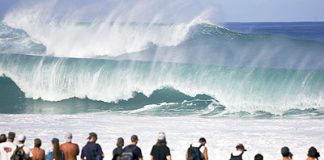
[0,54,323,117]
[0,22,324,117]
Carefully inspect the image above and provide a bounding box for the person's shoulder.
[83,142,91,147]
[124,144,134,149]
[73,142,79,146]
[135,145,142,151]
[96,143,102,148]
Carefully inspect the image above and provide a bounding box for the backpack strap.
[239,151,244,157]
[198,144,204,149]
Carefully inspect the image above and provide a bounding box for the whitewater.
[1,114,324,160]
[1,0,324,160]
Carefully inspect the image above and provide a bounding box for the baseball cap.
[18,134,26,141]
[158,132,166,140]
[236,143,247,151]
[88,132,97,139]
[65,132,73,140]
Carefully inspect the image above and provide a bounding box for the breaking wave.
[0,54,323,117]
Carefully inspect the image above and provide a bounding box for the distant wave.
[1,21,324,69]
[0,23,46,55]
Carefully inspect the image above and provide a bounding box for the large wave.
[1,54,323,116]
[3,0,323,70]
[1,1,324,117]
[1,21,324,69]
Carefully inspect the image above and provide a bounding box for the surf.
[1,54,323,116]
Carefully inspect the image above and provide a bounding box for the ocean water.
[1,6,324,159]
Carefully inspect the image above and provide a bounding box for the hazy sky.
[1,0,324,22]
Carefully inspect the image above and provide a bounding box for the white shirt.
[0,141,16,160]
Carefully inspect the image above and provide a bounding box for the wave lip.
[0,23,46,55]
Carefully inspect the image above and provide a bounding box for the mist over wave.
[3,0,214,57]
[1,0,323,69]
[1,0,324,117]
[0,54,323,116]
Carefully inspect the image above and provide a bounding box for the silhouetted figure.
[112,137,124,160]
[229,143,247,160]
[0,132,16,160]
[30,138,45,160]
[281,146,293,160]
[254,153,263,160]
[46,138,65,160]
[122,135,143,160]
[60,132,79,160]
[307,146,320,160]
[150,132,171,160]
[81,132,104,160]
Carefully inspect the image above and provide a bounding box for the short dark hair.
[116,137,124,147]
[199,137,206,143]
[131,135,138,142]
[254,153,263,160]
[8,132,15,140]
[34,138,42,147]
[0,134,7,143]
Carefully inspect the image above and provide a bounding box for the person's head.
[254,153,264,160]
[199,137,206,145]
[308,146,320,159]
[7,132,15,142]
[131,135,138,144]
[52,138,61,160]
[65,132,73,142]
[52,138,59,148]
[157,132,167,146]
[17,134,26,144]
[281,146,293,158]
[87,132,98,142]
[236,143,247,152]
[0,134,7,143]
[116,137,124,148]
[34,138,42,148]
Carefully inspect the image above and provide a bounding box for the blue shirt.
[46,150,65,160]
[81,142,103,160]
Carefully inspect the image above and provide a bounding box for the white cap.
[18,134,26,141]
[65,132,72,141]
[158,132,166,140]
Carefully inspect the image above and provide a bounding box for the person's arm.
[138,147,144,160]
[76,144,80,156]
[166,146,172,160]
[97,144,104,158]
[150,146,154,160]
[203,147,208,160]
[42,150,46,160]
[80,146,85,160]
[185,148,188,160]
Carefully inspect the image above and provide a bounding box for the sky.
[0,0,324,22]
